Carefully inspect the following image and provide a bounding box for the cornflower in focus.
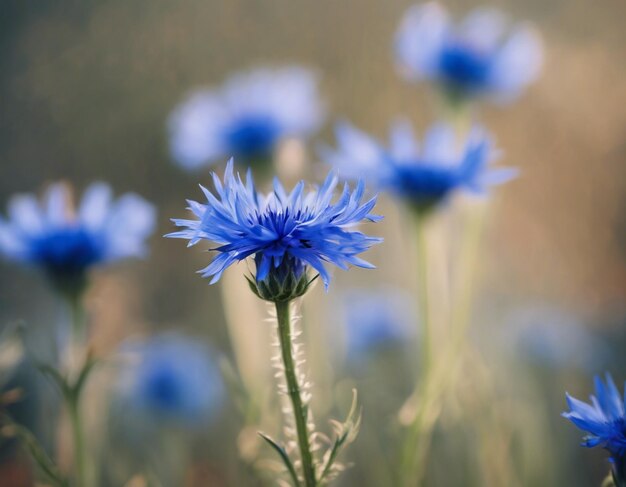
[168,67,324,171]
[167,158,381,297]
[395,2,543,104]
[119,334,224,428]
[167,159,380,486]
[322,120,516,213]
[563,374,626,486]
[0,182,156,298]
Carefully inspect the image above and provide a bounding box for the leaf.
[72,354,98,398]
[258,432,301,487]
[319,389,362,484]
[36,364,72,401]
[0,414,68,487]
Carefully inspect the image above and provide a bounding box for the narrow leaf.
[258,432,301,487]
[36,364,72,401]
[319,389,362,483]
[1,414,68,487]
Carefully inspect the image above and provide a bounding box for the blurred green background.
[1,0,625,486]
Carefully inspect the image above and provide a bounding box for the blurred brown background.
[1,0,624,330]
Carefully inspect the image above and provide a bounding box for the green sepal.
[246,272,318,303]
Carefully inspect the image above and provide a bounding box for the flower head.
[168,67,325,170]
[563,373,626,479]
[395,3,543,103]
[0,182,156,295]
[119,334,223,427]
[322,119,516,211]
[167,159,381,298]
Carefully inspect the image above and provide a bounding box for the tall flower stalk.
[398,208,434,487]
[167,159,381,485]
[323,118,516,484]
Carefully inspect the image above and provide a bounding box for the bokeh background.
[1,0,625,486]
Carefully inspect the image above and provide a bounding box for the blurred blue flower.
[0,182,156,293]
[168,67,325,170]
[341,288,413,361]
[395,3,543,103]
[167,159,381,291]
[563,374,626,482]
[122,335,223,427]
[321,119,516,211]
[507,307,608,372]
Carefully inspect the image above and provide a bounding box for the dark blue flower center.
[30,227,103,277]
[225,115,280,160]
[438,41,492,91]
[253,209,308,280]
[392,163,459,206]
[144,366,184,414]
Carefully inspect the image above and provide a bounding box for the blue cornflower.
[321,119,516,211]
[340,288,413,362]
[120,334,223,427]
[168,67,325,170]
[395,3,543,103]
[563,374,626,483]
[0,182,156,295]
[167,159,381,299]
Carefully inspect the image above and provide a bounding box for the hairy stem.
[275,300,316,487]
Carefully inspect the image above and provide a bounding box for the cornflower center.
[226,115,280,159]
[31,226,102,277]
[438,40,492,90]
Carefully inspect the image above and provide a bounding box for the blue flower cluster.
[395,3,543,103]
[167,159,381,291]
[168,67,324,170]
[322,120,517,210]
[563,374,626,482]
[0,182,155,294]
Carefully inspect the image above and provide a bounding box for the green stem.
[399,210,434,487]
[67,395,87,487]
[274,300,316,487]
[414,212,431,381]
[69,295,85,352]
[66,296,89,487]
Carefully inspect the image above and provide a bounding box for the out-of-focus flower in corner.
[119,334,224,428]
[321,119,516,213]
[0,182,156,297]
[339,288,413,363]
[563,374,626,485]
[395,2,543,104]
[168,67,325,171]
[166,159,381,301]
